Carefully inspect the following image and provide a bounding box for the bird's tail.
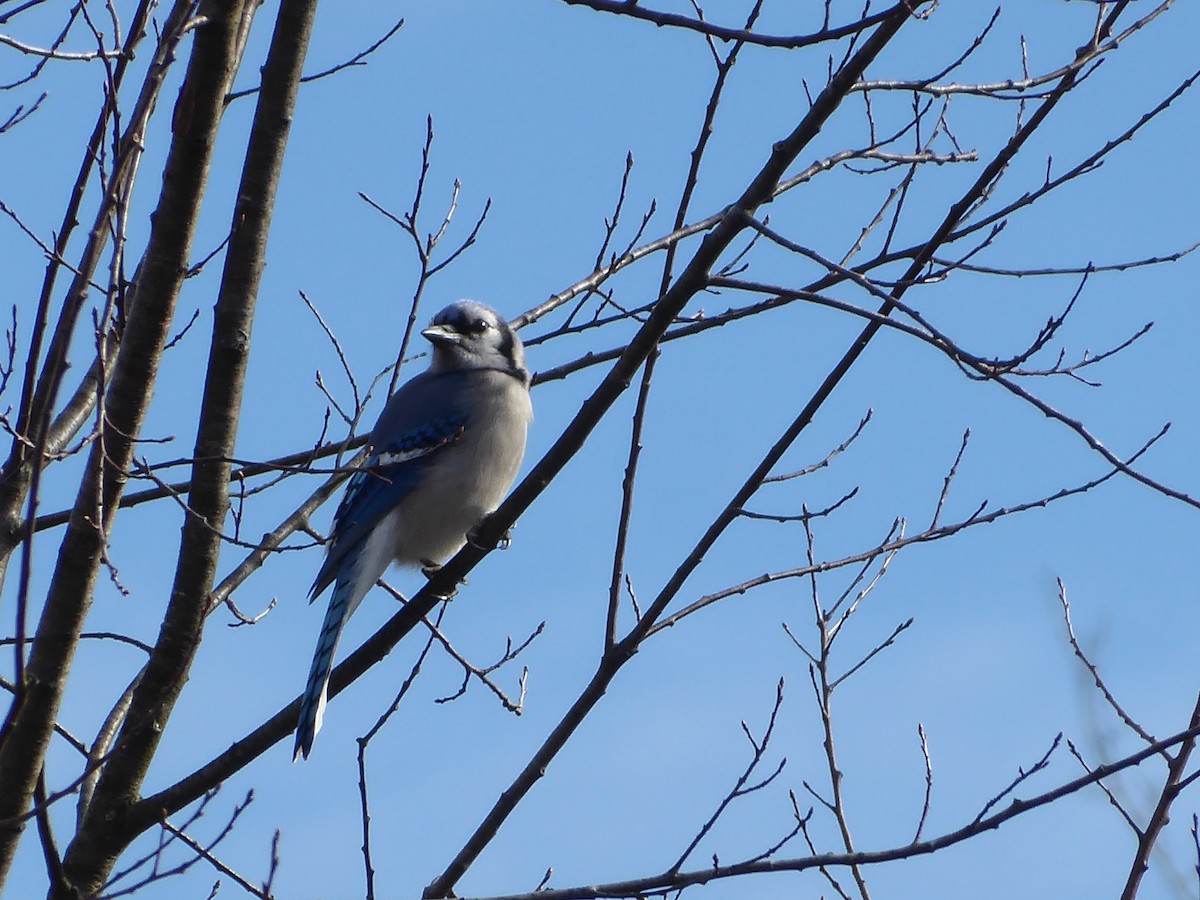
[294,578,355,761]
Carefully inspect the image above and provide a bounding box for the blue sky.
[3,1,1200,898]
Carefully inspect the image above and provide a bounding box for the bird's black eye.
[470,318,491,334]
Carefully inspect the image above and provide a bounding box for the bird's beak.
[422,324,462,347]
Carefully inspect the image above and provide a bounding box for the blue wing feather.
[309,416,466,600]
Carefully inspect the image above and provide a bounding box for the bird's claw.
[467,522,513,552]
[421,560,464,600]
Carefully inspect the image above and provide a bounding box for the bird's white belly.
[381,402,528,567]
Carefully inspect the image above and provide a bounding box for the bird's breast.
[385,379,530,566]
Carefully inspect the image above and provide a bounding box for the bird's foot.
[467,520,513,552]
[421,560,463,600]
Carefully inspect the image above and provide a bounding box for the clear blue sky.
[3,1,1200,897]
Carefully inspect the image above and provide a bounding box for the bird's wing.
[309,415,467,600]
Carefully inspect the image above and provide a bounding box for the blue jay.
[294,300,532,761]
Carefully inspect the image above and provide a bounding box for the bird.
[294,300,532,761]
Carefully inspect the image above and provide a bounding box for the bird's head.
[422,300,529,385]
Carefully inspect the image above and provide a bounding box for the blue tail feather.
[294,578,354,761]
